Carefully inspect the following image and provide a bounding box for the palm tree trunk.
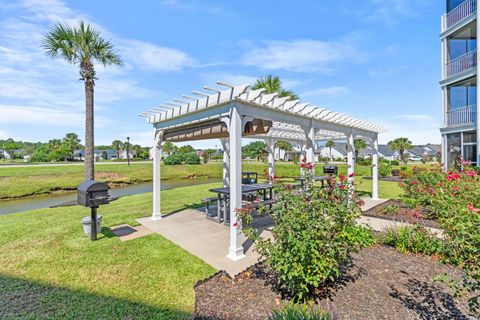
[84,79,95,180]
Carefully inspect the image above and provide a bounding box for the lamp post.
[126,136,130,166]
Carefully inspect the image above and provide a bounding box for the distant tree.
[388,137,413,165]
[178,145,195,154]
[162,141,177,155]
[242,141,267,160]
[252,75,299,100]
[354,139,368,164]
[136,147,150,160]
[43,21,122,180]
[325,140,336,161]
[111,140,124,159]
[2,139,21,160]
[101,150,108,160]
[131,144,143,157]
[47,139,70,161]
[276,140,293,161]
[63,133,81,160]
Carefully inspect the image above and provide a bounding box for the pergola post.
[227,106,245,261]
[220,138,230,187]
[347,131,355,193]
[267,138,276,182]
[152,131,163,220]
[300,145,306,176]
[305,126,316,172]
[371,134,379,200]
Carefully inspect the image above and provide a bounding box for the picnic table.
[294,176,331,188]
[208,183,273,223]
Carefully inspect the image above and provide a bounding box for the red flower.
[411,180,418,185]
[232,222,239,227]
[339,174,346,182]
[339,185,345,190]
[348,172,355,178]
[447,172,461,181]
[300,163,306,168]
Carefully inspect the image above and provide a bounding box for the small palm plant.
[43,21,122,180]
[325,140,336,161]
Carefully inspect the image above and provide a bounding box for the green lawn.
[0,183,222,319]
[0,161,417,199]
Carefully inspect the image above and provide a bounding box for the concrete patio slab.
[137,210,271,276]
[138,197,439,276]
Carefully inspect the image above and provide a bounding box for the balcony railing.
[443,0,477,31]
[446,50,477,78]
[446,105,477,126]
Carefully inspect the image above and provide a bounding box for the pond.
[0,178,219,215]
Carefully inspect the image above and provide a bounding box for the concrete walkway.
[138,197,443,276]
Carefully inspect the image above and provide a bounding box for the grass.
[0,161,420,199]
[0,183,222,319]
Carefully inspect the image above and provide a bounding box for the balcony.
[442,0,477,31]
[446,50,477,78]
[446,105,477,126]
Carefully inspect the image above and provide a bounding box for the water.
[0,179,219,215]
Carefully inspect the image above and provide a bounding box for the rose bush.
[400,163,480,315]
[238,159,373,300]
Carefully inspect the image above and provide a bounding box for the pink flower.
[339,185,345,190]
[447,172,461,181]
[348,172,355,178]
[232,222,239,227]
[411,180,418,185]
[467,170,476,177]
[467,204,480,213]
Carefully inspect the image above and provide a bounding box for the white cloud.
[242,39,363,72]
[119,40,195,71]
[302,86,350,98]
[368,65,406,77]
[373,113,440,145]
[0,130,8,139]
[365,0,433,25]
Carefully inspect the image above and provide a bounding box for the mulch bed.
[362,199,440,229]
[194,245,474,320]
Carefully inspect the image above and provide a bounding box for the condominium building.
[440,0,478,168]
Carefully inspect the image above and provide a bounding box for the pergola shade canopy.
[142,81,386,261]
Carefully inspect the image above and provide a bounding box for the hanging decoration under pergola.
[140,81,386,261]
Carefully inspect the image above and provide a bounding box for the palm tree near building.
[275,140,293,161]
[111,140,124,159]
[325,140,336,161]
[43,21,122,180]
[388,137,413,165]
[354,139,368,164]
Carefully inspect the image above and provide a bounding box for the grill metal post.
[91,206,98,241]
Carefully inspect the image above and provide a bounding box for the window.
[463,131,477,143]
[447,0,468,13]
[447,133,462,167]
[448,79,476,110]
[448,23,477,61]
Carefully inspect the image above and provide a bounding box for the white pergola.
[140,81,386,261]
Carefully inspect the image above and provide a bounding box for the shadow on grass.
[162,201,205,218]
[0,274,191,319]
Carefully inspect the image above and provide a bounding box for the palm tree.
[275,140,293,161]
[63,133,81,160]
[354,139,368,164]
[111,140,124,159]
[252,75,299,100]
[388,137,413,164]
[43,21,122,180]
[325,140,336,161]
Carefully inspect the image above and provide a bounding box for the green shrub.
[390,160,400,165]
[357,158,372,166]
[382,204,399,215]
[400,166,408,171]
[163,153,183,165]
[381,225,443,255]
[378,162,392,177]
[239,167,369,299]
[270,303,334,320]
[184,152,201,165]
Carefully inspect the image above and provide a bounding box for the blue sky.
[0,0,443,148]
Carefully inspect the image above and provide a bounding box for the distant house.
[360,144,440,162]
[73,149,122,161]
[0,149,11,160]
